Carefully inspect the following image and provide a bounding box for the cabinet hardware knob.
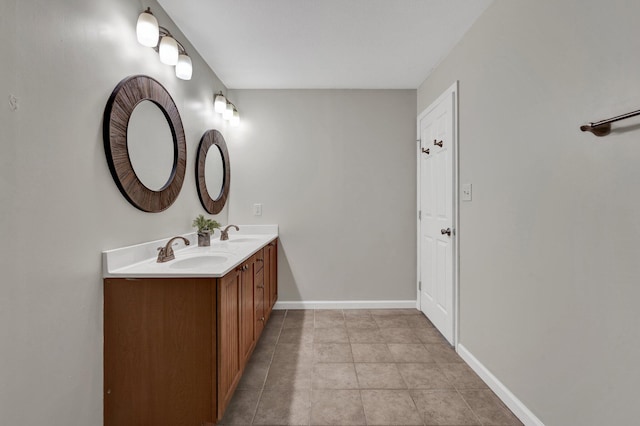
[421,148,430,155]
[257,285,264,289]
[433,139,443,147]
[440,228,452,236]
[257,258,263,262]
[261,317,265,322]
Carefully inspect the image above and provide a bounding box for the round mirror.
[204,145,225,199]
[103,75,186,212]
[127,101,174,191]
[196,130,230,214]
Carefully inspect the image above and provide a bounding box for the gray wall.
[227,90,417,303]
[0,1,229,424]
[417,1,640,424]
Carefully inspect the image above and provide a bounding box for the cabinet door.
[239,261,255,364]
[268,240,278,309]
[217,271,241,419]
[254,267,265,337]
[105,278,216,426]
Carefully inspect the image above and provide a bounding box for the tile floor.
[219,309,522,426]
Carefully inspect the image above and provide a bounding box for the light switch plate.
[462,183,472,201]
[253,203,262,216]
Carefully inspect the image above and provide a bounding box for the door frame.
[416,81,460,348]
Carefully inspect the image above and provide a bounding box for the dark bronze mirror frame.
[103,75,186,212]
[196,129,230,214]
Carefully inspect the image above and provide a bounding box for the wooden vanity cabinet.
[104,239,278,426]
[104,277,217,426]
[239,258,255,366]
[217,270,241,420]
[254,249,265,337]
[264,240,278,319]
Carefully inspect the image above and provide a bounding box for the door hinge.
[418,210,421,220]
[418,281,421,291]
[416,139,421,143]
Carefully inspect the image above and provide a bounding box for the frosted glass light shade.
[230,109,240,127]
[159,36,179,65]
[223,102,234,120]
[214,94,227,113]
[176,54,192,80]
[136,11,159,47]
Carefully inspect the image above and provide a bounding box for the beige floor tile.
[314,309,344,319]
[343,309,373,319]
[272,342,314,364]
[283,316,315,329]
[286,309,314,319]
[345,317,379,329]
[310,389,366,425]
[387,343,434,363]
[459,389,523,425]
[438,363,488,390]
[355,363,407,389]
[314,317,346,328]
[253,389,311,425]
[237,359,270,390]
[265,312,285,327]
[312,363,359,389]
[405,314,435,329]
[314,327,349,343]
[370,309,416,316]
[374,315,411,328]
[360,389,423,425]
[413,327,447,344]
[397,363,453,390]
[264,360,312,389]
[350,343,394,362]
[278,327,315,344]
[313,343,353,363]
[379,327,421,343]
[424,343,464,363]
[411,389,480,425]
[218,389,261,425]
[347,328,385,343]
[250,340,277,364]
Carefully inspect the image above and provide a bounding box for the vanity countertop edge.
[102,224,278,279]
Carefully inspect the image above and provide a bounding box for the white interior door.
[417,83,457,345]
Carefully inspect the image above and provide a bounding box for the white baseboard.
[273,300,417,310]
[457,344,545,426]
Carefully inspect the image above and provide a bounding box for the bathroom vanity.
[102,226,278,425]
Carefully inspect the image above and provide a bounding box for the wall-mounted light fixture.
[136,8,192,81]
[214,91,240,127]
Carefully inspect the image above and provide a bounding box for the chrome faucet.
[220,225,239,241]
[157,236,190,263]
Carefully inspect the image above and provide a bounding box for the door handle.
[433,139,443,147]
[421,148,430,155]
[441,228,452,236]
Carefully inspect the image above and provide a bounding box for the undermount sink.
[169,255,229,269]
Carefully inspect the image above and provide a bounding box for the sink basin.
[169,255,229,269]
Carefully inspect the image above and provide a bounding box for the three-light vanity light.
[214,92,240,127]
[136,8,192,80]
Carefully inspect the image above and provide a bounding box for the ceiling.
[157,0,493,89]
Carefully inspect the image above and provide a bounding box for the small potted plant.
[192,214,221,247]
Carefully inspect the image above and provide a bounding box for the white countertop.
[102,225,278,278]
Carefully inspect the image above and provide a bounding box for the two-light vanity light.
[136,8,192,80]
[214,92,240,127]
